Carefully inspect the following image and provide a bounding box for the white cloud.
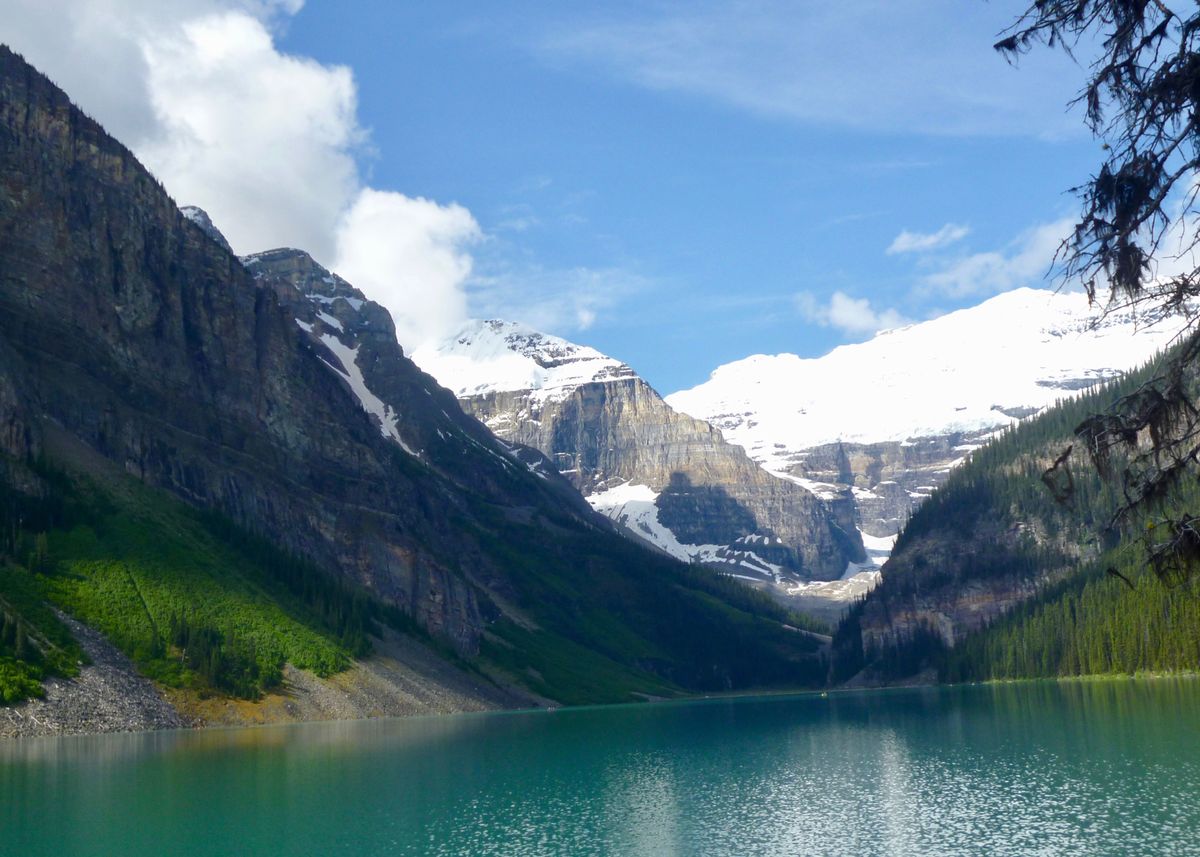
[3,0,491,348]
[920,219,1073,297]
[2,0,301,146]
[140,11,361,260]
[467,264,646,337]
[796,291,909,337]
[533,1,1086,136]
[333,190,481,350]
[887,223,970,255]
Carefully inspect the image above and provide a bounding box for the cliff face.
[0,46,827,702]
[0,47,512,649]
[788,432,989,537]
[415,321,863,584]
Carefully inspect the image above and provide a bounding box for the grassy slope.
[0,452,366,704]
[0,563,82,702]
[0,443,829,709]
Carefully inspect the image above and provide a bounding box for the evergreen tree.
[1001,2,1200,584]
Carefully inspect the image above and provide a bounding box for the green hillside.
[0,443,826,708]
[0,453,376,704]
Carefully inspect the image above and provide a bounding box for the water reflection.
[2,680,1199,856]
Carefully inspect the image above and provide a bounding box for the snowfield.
[665,287,1192,477]
[586,482,789,580]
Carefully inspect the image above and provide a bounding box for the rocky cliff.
[0,45,827,706]
[414,321,864,585]
[789,433,989,537]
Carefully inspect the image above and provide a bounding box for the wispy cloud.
[919,219,1073,297]
[795,291,910,337]
[887,223,970,255]
[468,263,650,336]
[532,1,1084,136]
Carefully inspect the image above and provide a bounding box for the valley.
[0,21,1197,742]
[7,2,1200,854]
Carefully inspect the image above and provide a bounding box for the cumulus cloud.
[140,11,361,259]
[2,0,302,146]
[920,219,1073,297]
[796,291,909,337]
[3,0,484,349]
[887,223,970,255]
[333,190,481,349]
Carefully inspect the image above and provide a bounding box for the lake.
[3,680,1199,856]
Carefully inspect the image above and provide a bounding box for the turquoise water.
[3,680,1199,856]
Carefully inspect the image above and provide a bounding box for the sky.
[1,1,1107,393]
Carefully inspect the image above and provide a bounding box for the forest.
[834,347,1200,684]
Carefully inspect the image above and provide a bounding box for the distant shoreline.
[6,667,1197,743]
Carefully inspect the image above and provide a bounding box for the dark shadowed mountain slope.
[0,45,826,710]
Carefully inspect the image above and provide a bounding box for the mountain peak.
[180,205,233,254]
[412,318,635,401]
[414,318,865,584]
[667,287,1191,462]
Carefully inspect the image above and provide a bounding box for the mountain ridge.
[666,287,1191,548]
[415,318,865,587]
[0,44,829,725]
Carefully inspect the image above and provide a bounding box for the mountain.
[830,344,1200,686]
[0,45,830,727]
[412,320,864,589]
[667,288,1189,550]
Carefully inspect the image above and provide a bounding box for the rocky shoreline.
[0,613,185,739]
[0,617,532,741]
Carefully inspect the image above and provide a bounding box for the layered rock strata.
[415,321,864,583]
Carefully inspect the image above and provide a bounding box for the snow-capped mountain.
[414,319,634,400]
[412,321,865,585]
[666,287,1191,544]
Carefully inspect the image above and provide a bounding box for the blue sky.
[4,1,1102,393]
[277,1,1099,392]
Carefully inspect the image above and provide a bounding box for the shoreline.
[1,618,534,742]
[6,665,1198,743]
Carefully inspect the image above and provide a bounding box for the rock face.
[667,288,1190,551]
[0,45,524,650]
[240,247,598,518]
[180,206,233,254]
[790,434,987,538]
[414,321,864,583]
[0,45,824,701]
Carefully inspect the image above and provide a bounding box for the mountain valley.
[0,46,831,731]
[0,34,1196,737]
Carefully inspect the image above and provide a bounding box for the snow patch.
[586,482,787,578]
[317,311,344,332]
[786,570,881,602]
[310,293,364,311]
[317,334,416,456]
